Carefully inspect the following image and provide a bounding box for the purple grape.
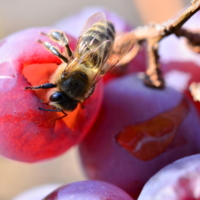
[79,74,200,199]
[138,154,200,200]
[43,180,134,200]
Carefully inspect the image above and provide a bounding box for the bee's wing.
[64,39,112,74]
[79,12,106,37]
[80,39,112,68]
[91,32,135,85]
[74,12,106,50]
[63,12,110,73]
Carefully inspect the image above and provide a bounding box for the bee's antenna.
[38,107,61,112]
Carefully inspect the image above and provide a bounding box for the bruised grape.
[79,74,200,199]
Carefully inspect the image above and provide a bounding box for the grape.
[79,74,200,199]
[0,27,103,162]
[138,154,200,200]
[43,180,134,200]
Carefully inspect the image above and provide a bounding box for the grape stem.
[176,28,200,53]
[122,0,200,88]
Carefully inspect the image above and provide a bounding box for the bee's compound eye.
[50,92,65,102]
[49,92,78,111]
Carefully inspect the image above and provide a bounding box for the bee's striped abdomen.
[78,21,115,67]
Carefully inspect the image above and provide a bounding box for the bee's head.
[49,91,78,111]
[60,71,88,99]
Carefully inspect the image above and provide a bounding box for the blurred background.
[0,0,191,199]
[0,0,190,39]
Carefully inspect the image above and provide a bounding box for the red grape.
[0,27,103,162]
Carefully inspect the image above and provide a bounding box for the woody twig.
[176,28,200,53]
[122,0,200,88]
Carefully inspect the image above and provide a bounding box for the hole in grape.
[23,63,58,101]
[22,63,82,130]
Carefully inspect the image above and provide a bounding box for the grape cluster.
[1,6,200,200]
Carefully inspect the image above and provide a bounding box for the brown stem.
[130,0,200,88]
[144,41,164,88]
[189,82,200,101]
[176,28,200,53]
[169,0,200,31]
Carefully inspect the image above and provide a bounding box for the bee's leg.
[41,30,73,59]
[38,107,61,112]
[38,107,67,118]
[87,86,95,97]
[57,110,68,119]
[79,102,85,109]
[25,83,56,90]
[38,40,69,63]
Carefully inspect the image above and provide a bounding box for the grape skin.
[138,154,200,200]
[43,180,134,200]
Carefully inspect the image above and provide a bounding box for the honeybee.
[25,12,134,115]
